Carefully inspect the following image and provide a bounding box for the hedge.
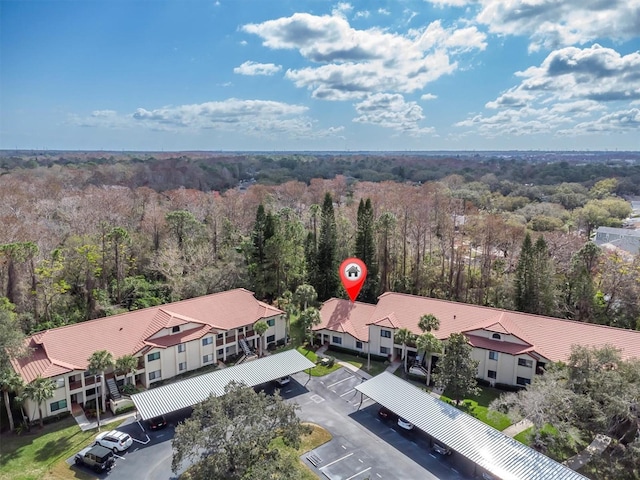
[327,345,388,363]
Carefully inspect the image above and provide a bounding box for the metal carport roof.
[355,372,588,480]
[131,349,315,420]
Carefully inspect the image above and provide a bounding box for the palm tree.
[87,350,114,413]
[115,354,138,386]
[274,291,297,344]
[0,369,24,432]
[298,307,321,346]
[418,313,440,333]
[394,328,416,373]
[416,333,443,387]
[253,320,269,357]
[294,284,317,311]
[22,376,56,428]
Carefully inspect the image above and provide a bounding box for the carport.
[131,349,315,420]
[355,372,588,480]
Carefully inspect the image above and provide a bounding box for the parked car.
[95,429,133,452]
[147,415,167,430]
[74,445,116,472]
[377,406,398,422]
[397,417,414,430]
[433,441,452,455]
[275,376,290,386]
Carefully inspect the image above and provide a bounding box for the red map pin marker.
[339,258,367,302]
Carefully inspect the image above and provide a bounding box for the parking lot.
[67,368,470,480]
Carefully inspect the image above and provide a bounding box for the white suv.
[94,430,133,452]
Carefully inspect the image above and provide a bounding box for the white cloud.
[377,8,390,15]
[332,2,353,17]
[559,108,640,134]
[69,99,344,139]
[243,13,486,101]
[354,93,435,135]
[233,60,282,76]
[457,45,640,137]
[421,93,438,101]
[479,0,640,52]
[355,10,370,19]
[427,0,471,7]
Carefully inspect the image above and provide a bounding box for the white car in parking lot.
[94,430,133,452]
[397,417,414,430]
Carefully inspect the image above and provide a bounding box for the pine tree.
[315,193,339,301]
[514,233,536,313]
[249,204,275,299]
[355,198,379,302]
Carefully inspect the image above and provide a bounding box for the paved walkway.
[502,418,534,438]
[73,409,139,431]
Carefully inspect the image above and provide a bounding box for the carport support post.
[367,342,371,372]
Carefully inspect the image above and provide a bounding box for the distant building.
[594,226,640,256]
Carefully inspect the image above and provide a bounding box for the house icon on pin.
[346,265,360,278]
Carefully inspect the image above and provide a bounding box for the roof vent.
[453,315,457,320]
[119,327,123,331]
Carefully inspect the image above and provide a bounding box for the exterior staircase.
[105,377,121,400]
[239,338,253,356]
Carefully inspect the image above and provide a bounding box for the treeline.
[2,151,640,195]
[0,165,639,336]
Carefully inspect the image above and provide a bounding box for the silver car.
[94,430,133,452]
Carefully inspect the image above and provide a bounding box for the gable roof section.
[318,292,640,363]
[12,289,283,383]
[466,335,535,356]
[314,298,377,342]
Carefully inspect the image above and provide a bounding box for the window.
[50,399,67,412]
[489,351,498,361]
[85,387,96,397]
[147,352,160,362]
[518,358,533,368]
[149,370,161,381]
[172,325,180,333]
[178,362,187,371]
[332,336,342,345]
[380,346,389,354]
[491,333,501,340]
[55,378,65,388]
[217,348,224,356]
[356,341,363,349]
[380,330,391,338]
[517,376,531,386]
[267,334,275,343]
[487,370,497,379]
[178,343,186,353]
[267,318,275,327]
[217,333,224,339]
[203,354,213,364]
[202,337,213,346]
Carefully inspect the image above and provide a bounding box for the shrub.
[327,356,335,367]
[115,404,136,415]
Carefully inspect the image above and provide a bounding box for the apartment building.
[11,289,285,421]
[315,292,640,387]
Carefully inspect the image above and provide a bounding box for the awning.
[132,349,315,420]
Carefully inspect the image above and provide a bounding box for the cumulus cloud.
[457,45,640,137]
[354,93,435,135]
[424,0,640,51]
[69,99,343,139]
[242,12,486,101]
[559,108,640,134]
[233,61,282,76]
[421,93,438,101]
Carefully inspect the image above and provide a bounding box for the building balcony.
[69,380,83,391]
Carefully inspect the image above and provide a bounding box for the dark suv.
[74,445,116,472]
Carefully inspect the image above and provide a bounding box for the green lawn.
[441,386,513,431]
[271,423,332,480]
[325,350,388,377]
[296,347,342,376]
[0,415,123,480]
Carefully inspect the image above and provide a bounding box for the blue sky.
[1,0,639,151]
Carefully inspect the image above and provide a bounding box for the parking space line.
[340,389,355,397]
[345,467,372,480]
[319,452,354,469]
[327,376,354,388]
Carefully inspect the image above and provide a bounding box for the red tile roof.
[466,335,534,356]
[318,292,640,363]
[12,289,283,383]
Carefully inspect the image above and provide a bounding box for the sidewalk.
[73,409,139,431]
[502,418,533,438]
